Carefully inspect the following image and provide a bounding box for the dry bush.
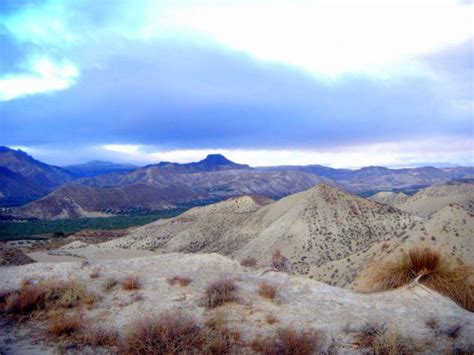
[89,268,101,279]
[272,250,290,272]
[355,323,414,355]
[356,248,474,311]
[46,312,83,339]
[102,277,118,292]
[167,275,192,287]
[4,279,95,316]
[257,282,278,301]
[78,325,120,347]
[201,314,241,354]
[121,276,141,291]
[240,257,257,268]
[122,311,201,354]
[203,277,238,309]
[251,327,324,355]
[266,315,278,325]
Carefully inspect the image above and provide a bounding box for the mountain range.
[1,146,473,219]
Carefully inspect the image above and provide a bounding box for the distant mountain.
[0,147,73,206]
[10,168,333,219]
[64,161,138,178]
[261,164,474,194]
[148,154,249,173]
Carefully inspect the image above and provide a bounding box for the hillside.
[311,204,474,288]
[2,253,472,353]
[64,161,138,178]
[9,170,329,219]
[107,184,417,276]
[370,183,474,218]
[0,147,73,206]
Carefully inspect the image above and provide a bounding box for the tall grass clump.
[203,277,238,309]
[356,247,473,311]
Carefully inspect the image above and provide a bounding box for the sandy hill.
[1,253,472,353]
[369,191,409,205]
[370,183,474,218]
[312,204,474,288]
[107,184,416,277]
[397,183,474,218]
[106,195,274,253]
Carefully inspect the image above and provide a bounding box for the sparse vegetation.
[266,315,278,325]
[122,312,202,354]
[355,323,414,355]
[272,249,290,272]
[121,276,141,291]
[167,275,192,287]
[356,247,474,311]
[203,277,237,308]
[46,312,83,339]
[102,277,118,292]
[240,256,257,267]
[251,327,324,354]
[89,268,101,279]
[3,278,95,316]
[257,281,278,301]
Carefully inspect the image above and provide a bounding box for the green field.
[0,209,187,241]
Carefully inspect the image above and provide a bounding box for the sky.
[0,0,473,168]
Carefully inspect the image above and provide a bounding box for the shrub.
[122,312,201,354]
[167,276,192,287]
[240,257,257,267]
[78,325,120,347]
[251,327,324,355]
[121,276,141,291]
[46,312,83,338]
[257,282,278,301]
[102,277,118,292]
[89,268,101,279]
[272,250,290,272]
[203,277,238,309]
[201,314,241,354]
[355,323,414,355]
[4,279,95,316]
[266,315,278,325]
[355,247,474,311]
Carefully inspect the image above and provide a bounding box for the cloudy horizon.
[1,0,473,168]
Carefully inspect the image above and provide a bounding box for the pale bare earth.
[1,253,473,354]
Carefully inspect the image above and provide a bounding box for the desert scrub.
[272,250,290,272]
[102,277,118,292]
[240,257,257,267]
[89,268,101,279]
[257,281,278,301]
[251,327,325,355]
[3,278,96,316]
[355,247,474,311]
[121,276,141,291]
[203,277,238,308]
[355,323,414,355]
[167,275,192,287]
[122,311,202,354]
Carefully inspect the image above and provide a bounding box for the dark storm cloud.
[0,40,471,151]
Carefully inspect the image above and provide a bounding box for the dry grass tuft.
[121,276,141,291]
[89,268,101,279]
[272,250,290,272]
[78,325,120,347]
[201,314,241,354]
[46,312,83,338]
[122,311,201,354]
[355,323,414,355]
[257,282,278,301]
[102,277,118,292]
[266,315,278,325]
[203,277,238,309]
[167,275,192,287]
[3,279,95,316]
[251,327,324,355]
[240,257,257,267]
[356,247,474,311]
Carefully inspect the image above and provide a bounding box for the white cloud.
[0,58,79,101]
[158,0,473,78]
